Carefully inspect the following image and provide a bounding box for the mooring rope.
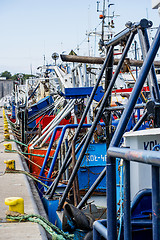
[6,212,74,240]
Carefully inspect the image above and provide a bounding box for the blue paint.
[11,101,16,119]
[33,96,54,111]
[28,96,54,128]
[42,196,59,225]
[64,86,104,102]
[77,142,123,204]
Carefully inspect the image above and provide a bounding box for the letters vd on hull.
[144,140,159,150]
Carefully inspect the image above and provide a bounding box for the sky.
[0,0,159,75]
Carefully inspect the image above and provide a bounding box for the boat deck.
[0,108,48,239]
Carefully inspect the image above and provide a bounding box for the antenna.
[30,64,32,76]
[97,0,120,52]
[97,1,100,12]
[43,54,46,66]
[97,0,115,47]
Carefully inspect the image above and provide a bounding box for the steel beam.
[108,147,160,166]
[123,160,131,240]
[152,166,160,240]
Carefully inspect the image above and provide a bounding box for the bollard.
[4,125,9,131]
[4,134,10,140]
[4,143,12,151]
[4,160,15,170]
[5,197,24,214]
[4,129,9,134]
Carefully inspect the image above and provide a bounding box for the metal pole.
[134,40,138,79]
[61,54,160,67]
[152,166,160,240]
[24,107,28,144]
[106,155,117,240]
[21,109,25,149]
[142,28,160,102]
[39,125,63,177]
[93,220,107,239]
[104,103,146,111]
[58,32,135,211]
[132,110,148,131]
[105,47,113,148]
[108,147,160,166]
[104,47,114,240]
[123,160,131,240]
[101,0,105,45]
[138,28,160,102]
[65,138,69,180]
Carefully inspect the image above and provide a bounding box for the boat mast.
[97,0,115,52]
[101,0,105,45]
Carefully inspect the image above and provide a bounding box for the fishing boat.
[2,0,160,238]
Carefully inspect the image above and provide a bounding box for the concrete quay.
[0,108,48,240]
